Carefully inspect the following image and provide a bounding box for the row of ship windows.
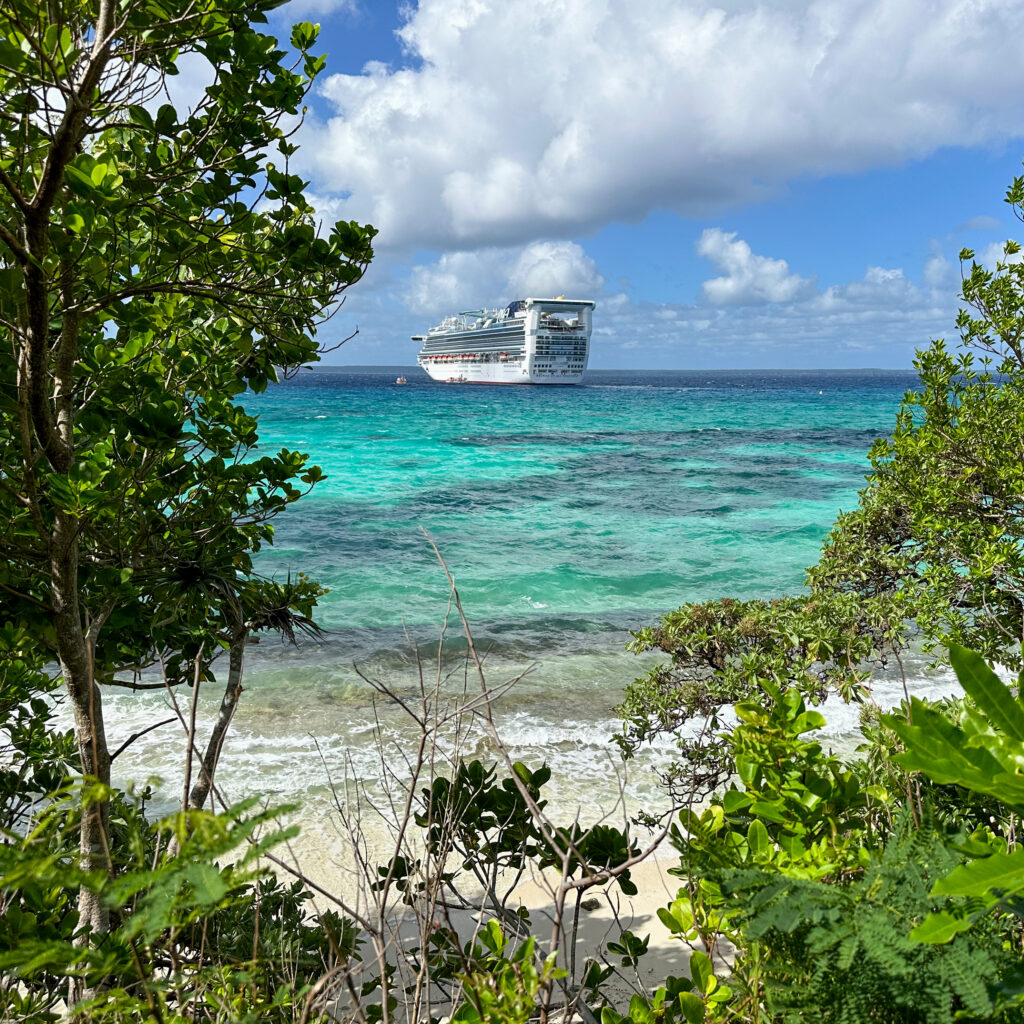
[423,340,583,351]
[421,352,524,359]
[422,351,585,361]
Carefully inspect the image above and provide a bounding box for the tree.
[619,165,1024,795]
[0,0,374,945]
[810,236,1024,667]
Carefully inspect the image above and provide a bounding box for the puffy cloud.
[508,241,604,297]
[406,250,508,314]
[697,229,816,305]
[979,240,1024,268]
[817,265,916,308]
[306,0,1024,252]
[922,250,956,290]
[319,236,961,368]
[589,258,957,366]
[406,240,602,313]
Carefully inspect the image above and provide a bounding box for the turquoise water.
[253,368,912,639]
[103,367,962,859]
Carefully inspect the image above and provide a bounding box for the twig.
[110,717,177,762]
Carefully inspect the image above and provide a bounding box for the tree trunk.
[188,635,245,811]
[52,507,112,938]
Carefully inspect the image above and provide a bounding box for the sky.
[245,0,1024,369]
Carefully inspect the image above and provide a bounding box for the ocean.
[101,368,963,863]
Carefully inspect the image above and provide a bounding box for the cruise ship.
[413,297,595,384]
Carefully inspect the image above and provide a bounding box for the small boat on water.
[395,376,408,384]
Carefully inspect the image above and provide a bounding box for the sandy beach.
[510,853,699,989]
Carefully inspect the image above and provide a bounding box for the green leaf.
[628,994,655,1024]
[677,991,706,1024]
[746,819,770,858]
[452,1000,482,1024]
[188,861,229,905]
[477,918,504,955]
[63,163,97,195]
[688,950,715,995]
[290,21,319,50]
[932,845,1024,900]
[721,789,750,815]
[886,699,1024,804]
[949,643,1024,741]
[910,910,972,944]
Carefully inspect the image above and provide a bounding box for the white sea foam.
[45,641,980,856]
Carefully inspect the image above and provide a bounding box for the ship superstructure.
[413,297,595,384]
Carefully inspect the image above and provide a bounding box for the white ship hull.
[413,297,594,385]
[419,359,584,385]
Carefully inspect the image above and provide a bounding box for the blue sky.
[256,0,1024,369]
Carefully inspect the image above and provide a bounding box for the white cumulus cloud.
[406,241,602,314]
[697,229,816,305]
[817,265,916,308]
[589,257,957,367]
[923,250,956,290]
[508,241,604,297]
[979,241,1024,268]
[305,0,1024,252]
[406,250,508,313]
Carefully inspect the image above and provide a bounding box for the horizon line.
[305,364,916,373]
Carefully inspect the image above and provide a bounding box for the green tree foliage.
[0,0,374,942]
[0,789,365,1022]
[619,165,1024,791]
[618,595,898,799]
[0,629,75,835]
[810,333,1024,669]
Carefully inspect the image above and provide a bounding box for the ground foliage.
[727,813,1013,1024]
[653,653,1024,1023]
[0,788,362,1022]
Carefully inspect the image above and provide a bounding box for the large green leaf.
[949,643,1024,742]
[932,845,1024,899]
[746,819,770,858]
[911,846,1024,944]
[888,701,998,778]
[677,991,706,1024]
[688,950,716,995]
[886,699,1024,809]
[909,910,972,944]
